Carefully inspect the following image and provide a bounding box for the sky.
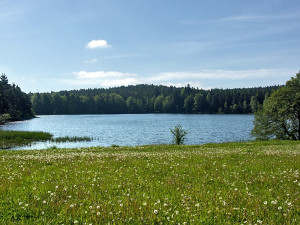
[1,0,300,93]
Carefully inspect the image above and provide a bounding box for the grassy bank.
[0,141,299,224]
[0,130,52,149]
[0,130,93,149]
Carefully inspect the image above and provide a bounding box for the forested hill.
[31,84,281,115]
[0,74,34,124]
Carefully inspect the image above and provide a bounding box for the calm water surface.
[1,114,254,149]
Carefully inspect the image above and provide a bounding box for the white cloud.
[60,70,138,88]
[59,68,294,90]
[74,70,136,79]
[146,69,290,82]
[212,13,300,23]
[84,59,98,64]
[86,40,111,49]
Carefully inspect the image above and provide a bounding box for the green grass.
[0,130,53,149]
[0,141,299,224]
[52,136,92,143]
[0,131,93,149]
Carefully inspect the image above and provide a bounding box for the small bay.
[0,114,254,150]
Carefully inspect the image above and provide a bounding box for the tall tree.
[251,72,300,140]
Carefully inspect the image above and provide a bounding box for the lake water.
[1,114,254,150]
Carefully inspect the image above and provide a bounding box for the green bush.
[170,125,188,145]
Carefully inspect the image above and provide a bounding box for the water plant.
[0,130,52,149]
[52,136,92,143]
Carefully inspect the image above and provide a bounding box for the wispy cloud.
[74,70,136,79]
[59,68,292,89]
[86,40,111,49]
[211,13,300,23]
[146,69,285,82]
[84,59,98,64]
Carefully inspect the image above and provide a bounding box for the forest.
[31,84,281,115]
[0,74,34,124]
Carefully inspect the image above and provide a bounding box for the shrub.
[170,125,188,145]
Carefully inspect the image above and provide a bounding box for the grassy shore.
[0,130,93,149]
[0,130,53,149]
[0,141,299,224]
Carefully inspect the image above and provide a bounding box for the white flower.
[257,219,263,224]
[153,209,158,215]
[278,206,282,210]
[264,201,267,205]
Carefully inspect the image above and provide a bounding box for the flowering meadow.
[0,141,299,224]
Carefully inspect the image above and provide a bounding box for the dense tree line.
[31,84,281,115]
[0,73,34,124]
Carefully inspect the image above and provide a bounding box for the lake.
[1,114,254,149]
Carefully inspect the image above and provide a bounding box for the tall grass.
[52,136,92,143]
[0,140,299,224]
[0,130,52,149]
[0,131,93,149]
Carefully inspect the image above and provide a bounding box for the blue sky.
[1,0,300,92]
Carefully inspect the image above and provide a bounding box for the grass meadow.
[0,141,299,224]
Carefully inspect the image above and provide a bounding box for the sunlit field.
[0,141,299,224]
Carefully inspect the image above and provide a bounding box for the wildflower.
[271,200,277,205]
[97,212,100,216]
[43,200,46,204]
[195,203,200,207]
[257,219,263,224]
[143,202,147,206]
[154,209,158,215]
[70,204,74,208]
[264,201,267,205]
[278,206,282,210]
[74,220,78,224]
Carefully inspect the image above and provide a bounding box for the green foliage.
[170,125,188,145]
[0,114,10,125]
[30,84,280,115]
[252,72,300,140]
[0,73,34,123]
[0,141,299,224]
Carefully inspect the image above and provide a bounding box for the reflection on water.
[1,114,254,150]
